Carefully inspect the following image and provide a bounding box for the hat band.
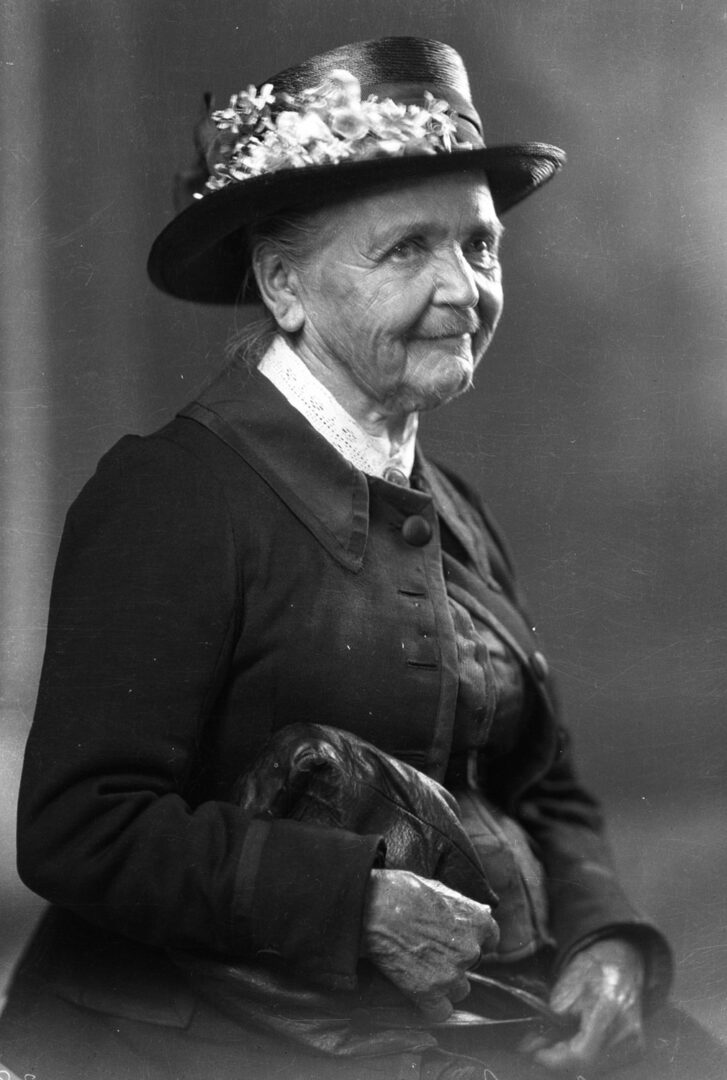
[198,69,479,200]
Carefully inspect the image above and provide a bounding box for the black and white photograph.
[2,3,726,1077]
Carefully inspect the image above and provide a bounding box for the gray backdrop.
[2,0,726,1038]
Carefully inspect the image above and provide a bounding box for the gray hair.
[226,209,322,368]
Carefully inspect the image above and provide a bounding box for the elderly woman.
[0,36,695,1080]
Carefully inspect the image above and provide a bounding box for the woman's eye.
[467,237,499,265]
[387,238,421,261]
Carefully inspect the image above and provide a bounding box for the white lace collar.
[258,336,417,482]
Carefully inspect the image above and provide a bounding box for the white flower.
[274,110,304,138]
[201,70,460,194]
[375,139,407,156]
[256,83,276,109]
[304,68,362,109]
[279,110,333,144]
[329,106,369,140]
[371,98,407,121]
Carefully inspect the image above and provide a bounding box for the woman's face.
[289,173,504,416]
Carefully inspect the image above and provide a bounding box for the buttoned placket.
[180,366,557,791]
[367,475,461,780]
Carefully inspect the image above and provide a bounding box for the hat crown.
[268,37,473,102]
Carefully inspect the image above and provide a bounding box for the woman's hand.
[361,868,500,1022]
[520,937,646,1073]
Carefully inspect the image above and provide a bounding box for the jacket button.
[383,466,409,487]
[530,650,549,681]
[401,515,432,546]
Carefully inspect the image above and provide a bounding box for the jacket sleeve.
[442,466,674,1008]
[514,726,673,1007]
[16,433,380,991]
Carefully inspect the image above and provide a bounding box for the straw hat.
[147,36,565,304]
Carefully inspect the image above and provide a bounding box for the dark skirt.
[1,962,726,1080]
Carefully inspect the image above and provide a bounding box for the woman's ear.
[252,243,305,333]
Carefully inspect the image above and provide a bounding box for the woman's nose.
[432,246,480,308]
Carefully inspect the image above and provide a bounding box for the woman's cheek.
[477,275,504,325]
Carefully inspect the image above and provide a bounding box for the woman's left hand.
[519,937,645,1073]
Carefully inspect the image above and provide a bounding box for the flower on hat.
[304,68,362,109]
[215,83,276,132]
[196,70,466,198]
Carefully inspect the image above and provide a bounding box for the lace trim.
[259,336,417,479]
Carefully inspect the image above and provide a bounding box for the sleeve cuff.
[555,923,674,1013]
[233,818,384,991]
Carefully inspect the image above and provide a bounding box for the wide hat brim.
[148,142,565,305]
[148,37,566,304]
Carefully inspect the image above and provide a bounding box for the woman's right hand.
[361,868,500,1022]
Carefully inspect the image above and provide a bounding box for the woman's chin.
[387,366,474,414]
[418,376,474,412]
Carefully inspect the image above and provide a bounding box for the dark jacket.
[14,362,670,1030]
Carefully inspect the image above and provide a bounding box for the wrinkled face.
[291,173,504,415]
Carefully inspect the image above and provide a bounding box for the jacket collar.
[258,335,419,481]
[178,362,483,573]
